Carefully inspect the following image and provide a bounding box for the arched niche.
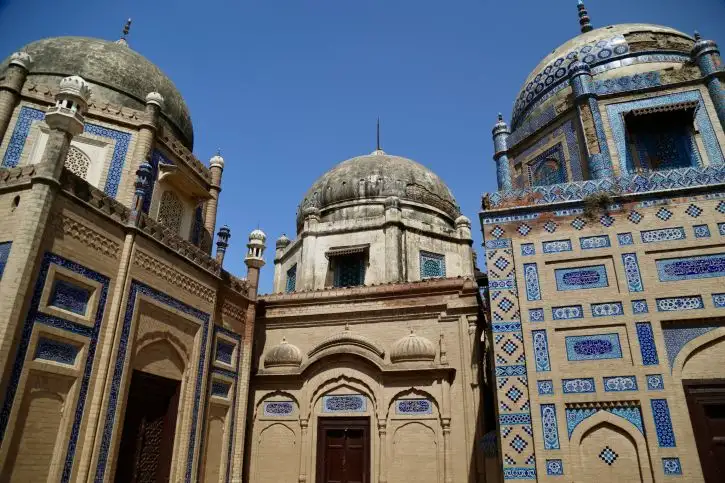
[133,338,186,381]
[569,411,653,483]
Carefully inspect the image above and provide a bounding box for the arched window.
[532,158,566,187]
[158,190,184,235]
[64,145,91,179]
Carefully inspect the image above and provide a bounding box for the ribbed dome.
[512,24,694,128]
[2,36,194,148]
[390,330,436,363]
[264,338,302,368]
[297,150,460,229]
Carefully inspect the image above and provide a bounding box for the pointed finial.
[497,113,503,122]
[376,117,381,151]
[577,1,593,33]
[116,18,132,46]
[694,31,701,41]
[217,147,222,156]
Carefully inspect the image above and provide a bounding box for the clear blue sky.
[1,0,723,293]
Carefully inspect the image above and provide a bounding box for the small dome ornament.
[264,338,303,368]
[276,233,291,249]
[390,330,436,363]
[210,150,225,169]
[59,75,92,103]
[145,91,165,109]
[568,55,591,77]
[9,51,32,70]
[249,229,267,242]
[492,113,510,136]
[455,215,471,228]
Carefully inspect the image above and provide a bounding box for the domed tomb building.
[247,148,491,483]
[480,2,725,481]
[0,24,264,482]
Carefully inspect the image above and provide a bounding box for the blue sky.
[1,0,723,293]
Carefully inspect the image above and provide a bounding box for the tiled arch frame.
[568,410,654,483]
[606,90,725,175]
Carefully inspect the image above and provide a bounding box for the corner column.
[383,196,403,283]
[298,418,309,482]
[378,420,388,483]
[568,59,614,178]
[692,33,725,134]
[0,52,32,144]
[204,153,224,248]
[300,207,320,290]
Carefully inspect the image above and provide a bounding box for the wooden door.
[683,380,725,482]
[316,418,369,483]
[115,370,181,483]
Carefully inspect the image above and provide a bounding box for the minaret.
[691,31,725,131]
[568,57,613,178]
[492,114,512,191]
[0,52,32,144]
[577,1,593,33]
[273,234,291,292]
[245,229,267,296]
[215,225,231,265]
[205,151,224,252]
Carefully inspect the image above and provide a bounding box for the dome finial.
[371,118,386,155]
[116,18,132,46]
[694,30,701,41]
[577,1,593,33]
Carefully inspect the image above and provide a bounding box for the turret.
[0,52,32,143]
[216,225,231,265]
[245,229,266,296]
[492,114,512,191]
[691,31,725,130]
[205,151,224,249]
[45,75,91,136]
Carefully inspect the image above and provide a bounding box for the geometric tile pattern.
[562,378,596,394]
[651,399,676,447]
[662,321,722,369]
[632,299,649,314]
[641,227,687,244]
[580,235,611,250]
[656,207,673,221]
[599,446,618,465]
[685,204,703,217]
[636,322,660,366]
[1,106,45,168]
[483,238,536,478]
[542,239,572,254]
[627,210,643,223]
[647,375,665,391]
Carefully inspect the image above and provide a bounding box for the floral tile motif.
[662,457,682,476]
[529,308,545,323]
[580,235,611,250]
[636,322,660,366]
[537,380,554,395]
[542,239,572,254]
[656,296,704,312]
[693,224,711,238]
[591,301,624,317]
[714,293,725,308]
[546,459,563,476]
[617,232,634,245]
[552,305,583,320]
[566,405,644,438]
[647,374,665,391]
[562,378,595,393]
[641,227,686,243]
[565,334,622,361]
[632,299,649,314]
[603,375,638,392]
[521,243,535,256]
[532,330,551,372]
[622,253,644,292]
[541,404,560,450]
[651,399,676,447]
[523,263,541,301]
[720,223,725,236]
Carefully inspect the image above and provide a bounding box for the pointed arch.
[672,327,725,380]
[253,390,300,419]
[569,410,653,483]
[385,387,441,421]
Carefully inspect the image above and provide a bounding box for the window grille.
[65,145,91,179]
[286,264,297,293]
[420,251,446,279]
[158,190,184,235]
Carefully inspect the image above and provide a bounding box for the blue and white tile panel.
[565,334,623,361]
[555,265,608,291]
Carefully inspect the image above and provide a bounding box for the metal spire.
[376,117,381,151]
[577,1,593,33]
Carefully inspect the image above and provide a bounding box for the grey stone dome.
[512,23,694,128]
[2,36,194,148]
[297,150,460,228]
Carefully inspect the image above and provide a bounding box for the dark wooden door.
[115,370,181,483]
[684,380,725,482]
[316,418,369,483]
